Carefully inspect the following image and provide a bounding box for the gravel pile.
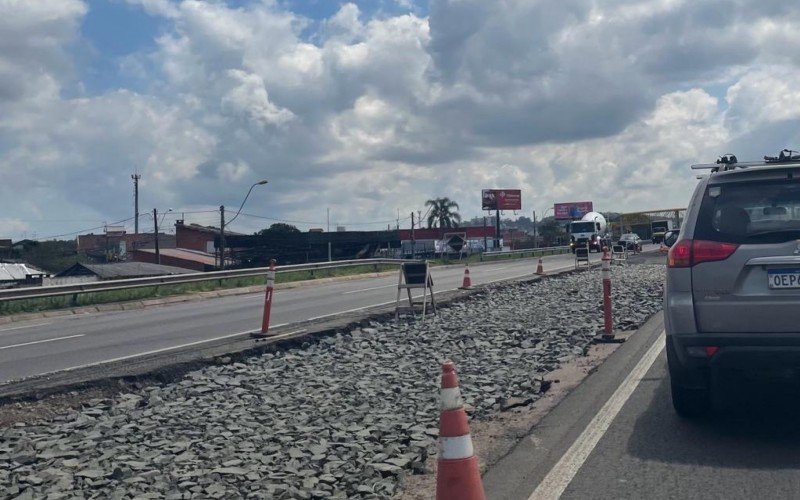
[1,265,664,499]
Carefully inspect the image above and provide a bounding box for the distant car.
[665,150,800,417]
[618,233,642,252]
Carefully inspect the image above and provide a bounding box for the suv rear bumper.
[667,333,800,389]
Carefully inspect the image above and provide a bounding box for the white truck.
[569,211,610,252]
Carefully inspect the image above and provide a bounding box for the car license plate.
[768,269,800,289]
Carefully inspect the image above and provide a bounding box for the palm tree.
[425,197,462,228]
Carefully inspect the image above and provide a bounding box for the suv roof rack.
[691,149,800,173]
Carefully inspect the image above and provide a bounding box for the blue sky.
[78,0,428,95]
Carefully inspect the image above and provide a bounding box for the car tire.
[670,377,710,418]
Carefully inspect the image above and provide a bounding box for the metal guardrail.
[0,259,412,304]
[481,246,571,260]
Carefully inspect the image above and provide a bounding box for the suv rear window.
[695,178,800,244]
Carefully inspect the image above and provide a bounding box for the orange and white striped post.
[436,360,485,500]
[251,259,277,338]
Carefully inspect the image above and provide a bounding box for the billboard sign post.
[482,189,522,250]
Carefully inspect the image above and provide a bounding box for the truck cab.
[569,212,609,252]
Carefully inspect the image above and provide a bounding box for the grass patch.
[0,264,398,317]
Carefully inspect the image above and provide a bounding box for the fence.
[480,246,571,262]
[0,259,412,305]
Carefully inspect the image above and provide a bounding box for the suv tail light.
[668,239,738,268]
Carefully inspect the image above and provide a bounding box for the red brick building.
[175,221,243,253]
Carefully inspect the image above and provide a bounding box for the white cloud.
[221,70,295,128]
[3,0,800,240]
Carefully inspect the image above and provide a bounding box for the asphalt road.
[0,250,618,383]
[485,292,800,498]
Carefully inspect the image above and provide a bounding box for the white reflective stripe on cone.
[439,434,474,460]
[440,387,463,410]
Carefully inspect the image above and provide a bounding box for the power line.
[34,216,137,241]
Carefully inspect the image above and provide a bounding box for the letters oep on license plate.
[768,269,800,289]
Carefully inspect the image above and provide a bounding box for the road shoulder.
[481,312,665,500]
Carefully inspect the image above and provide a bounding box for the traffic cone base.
[437,456,485,500]
[459,265,473,289]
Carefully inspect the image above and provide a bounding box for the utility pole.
[327,208,332,262]
[396,208,400,230]
[411,212,415,258]
[533,210,538,248]
[132,174,141,235]
[483,216,488,251]
[495,209,501,250]
[153,208,160,265]
[219,205,226,270]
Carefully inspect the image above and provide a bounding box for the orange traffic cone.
[459,264,473,290]
[436,361,485,500]
[536,258,545,275]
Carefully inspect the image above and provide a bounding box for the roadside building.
[77,226,175,262]
[0,263,49,288]
[397,226,497,257]
[175,220,243,253]
[49,262,194,286]
[132,248,219,272]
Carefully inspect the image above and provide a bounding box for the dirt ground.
[396,336,628,500]
[0,385,127,427]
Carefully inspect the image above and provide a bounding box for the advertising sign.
[482,189,522,211]
[554,201,594,220]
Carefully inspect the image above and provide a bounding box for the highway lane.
[0,250,616,383]
[485,310,800,498]
[558,347,800,499]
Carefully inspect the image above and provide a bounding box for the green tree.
[425,197,462,229]
[256,223,301,236]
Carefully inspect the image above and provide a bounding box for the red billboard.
[482,189,522,211]
[554,201,593,220]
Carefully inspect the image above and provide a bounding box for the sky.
[1,0,800,240]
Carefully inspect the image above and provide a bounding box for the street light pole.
[540,206,554,246]
[153,208,160,265]
[220,180,269,269]
[219,205,225,269]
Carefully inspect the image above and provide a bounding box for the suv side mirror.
[664,230,680,248]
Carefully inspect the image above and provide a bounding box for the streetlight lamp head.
[257,180,269,185]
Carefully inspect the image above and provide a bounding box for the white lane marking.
[0,334,85,350]
[528,331,665,500]
[0,322,53,334]
[342,284,396,295]
[27,328,304,378]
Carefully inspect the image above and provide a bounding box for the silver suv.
[665,150,800,416]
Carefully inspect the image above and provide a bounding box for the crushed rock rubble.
[0,264,664,499]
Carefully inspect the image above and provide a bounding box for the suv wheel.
[670,379,710,418]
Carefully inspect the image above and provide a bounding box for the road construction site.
[0,253,664,499]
